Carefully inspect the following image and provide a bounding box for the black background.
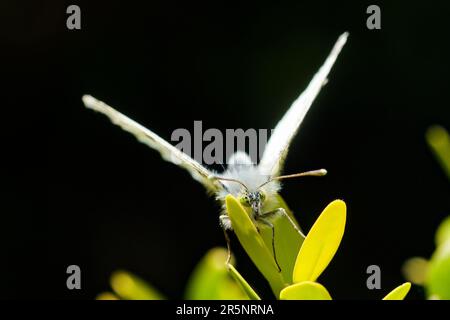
[2,1,449,299]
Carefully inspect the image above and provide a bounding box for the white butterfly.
[83,32,348,268]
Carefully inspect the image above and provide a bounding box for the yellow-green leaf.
[184,247,248,300]
[259,195,304,284]
[426,239,450,299]
[227,264,261,300]
[382,282,411,300]
[226,195,285,296]
[110,270,165,300]
[435,216,450,247]
[401,257,429,285]
[426,125,450,179]
[280,281,332,300]
[293,200,346,283]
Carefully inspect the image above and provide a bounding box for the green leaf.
[426,239,450,299]
[426,125,450,180]
[259,195,304,284]
[184,247,248,300]
[226,195,285,296]
[110,270,165,300]
[401,257,429,285]
[382,282,411,300]
[293,200,346,283]
[227,264,261,300]
[280,281,332,300]
[435,216,450,247]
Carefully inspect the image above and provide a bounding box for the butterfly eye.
[259,192,266,201]
[239,195,251,207]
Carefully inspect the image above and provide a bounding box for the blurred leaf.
[227,264,261,300]
[435,216,450,247]
[280,281,332,300]
[426,239,450,299]
[382,282,411,300]
[226,195,285,296]
[96,292,120,300]
[426,125,450,179]
[293,200,346,283]
[402,257,429,285]
[260,195,304,284]
[110,270,165,300]
[184,247,248,300]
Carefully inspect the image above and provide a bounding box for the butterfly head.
[239,190,266,215]
[211,168,326,215]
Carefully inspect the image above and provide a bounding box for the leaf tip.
[383,282,412,300]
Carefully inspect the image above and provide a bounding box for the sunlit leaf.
[293,200,346,283]
[259,195,304,284]
[401,257,429,285]
[184,247,248,300]
[427,239,450,299]
[435,216,450,247]
[110,270,165,300]
[426,125,450,179]
[280,281,332,300]
[226,195,285,296]
[382,282,411,300]
[227,264,261,300]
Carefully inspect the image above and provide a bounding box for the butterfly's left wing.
[258,32,348,177]
[83,95,221,192]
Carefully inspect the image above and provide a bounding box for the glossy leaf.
[226,195,285,296]
[280,281,332,300]
[382,282,411,300]
[293,200,346,283]
[184,247,248,300]
[259,195,304,284]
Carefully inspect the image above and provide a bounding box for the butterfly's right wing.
[83,95,221,192]
[259,33,348,177]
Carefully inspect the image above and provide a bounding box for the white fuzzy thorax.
[215,151,281,201]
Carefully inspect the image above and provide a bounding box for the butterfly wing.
[83,95,220,192]
[258,32,348,177]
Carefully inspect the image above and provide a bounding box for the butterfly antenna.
[257,169,327,189]
[209,175,249,191]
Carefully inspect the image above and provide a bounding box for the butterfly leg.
[219,214,232,266]
[261,208,306,238]
[257,217,282,272]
